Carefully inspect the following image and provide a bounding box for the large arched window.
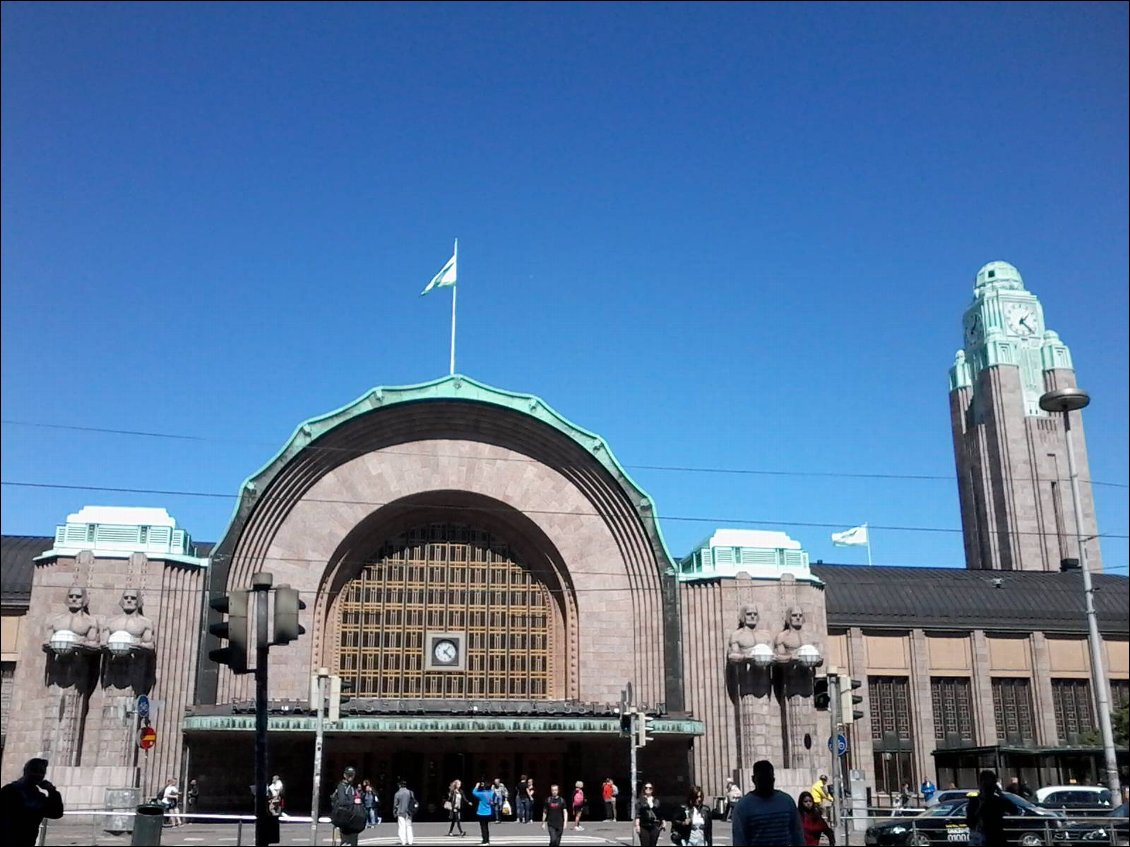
[337,523,557,698]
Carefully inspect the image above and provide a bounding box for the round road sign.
[138,726,157,750]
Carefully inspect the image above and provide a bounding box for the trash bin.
[131,803,165,846]
[715,797,727,819]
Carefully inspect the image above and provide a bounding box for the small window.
[139,526,148,544]
[86,524,96,542]
[988,270,996,278]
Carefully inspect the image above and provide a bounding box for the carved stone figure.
[44,587,101,651]
[102,589,155,651]
[773,605,806,661]
[727,605,775,665]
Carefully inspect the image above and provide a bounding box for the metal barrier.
[853,809,1125,846]
[39,810,318,846]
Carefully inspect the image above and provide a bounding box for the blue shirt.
[472,787,493,817]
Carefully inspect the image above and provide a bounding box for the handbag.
[502,800,512,816]
[444,800,453,811]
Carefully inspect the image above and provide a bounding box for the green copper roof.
[218,374,676,566]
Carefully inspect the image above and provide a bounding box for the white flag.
[421,244,457,295]
[831,524,869,547]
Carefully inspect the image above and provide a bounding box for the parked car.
[933,788,978,806]
[1035,785,1116,814]
[864,792,1105,847]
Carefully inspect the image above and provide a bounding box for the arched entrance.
[333,522,561,700]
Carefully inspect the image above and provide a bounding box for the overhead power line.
[2,418,1126,489]
[3,480,1126,541]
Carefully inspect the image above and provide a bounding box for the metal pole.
[311,669,328,845]
[629,713,638,845]
[829,673,841,828]
[252,572,273,847]
[1060,410,1121,795]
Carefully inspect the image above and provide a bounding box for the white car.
[1034,785,1115,813]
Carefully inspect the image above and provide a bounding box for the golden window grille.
[337,524,555,698]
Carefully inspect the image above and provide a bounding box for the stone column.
[909,629,936,781]
[1029,633,1059,745]
[970,630,998,746]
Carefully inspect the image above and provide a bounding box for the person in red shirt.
[602,778,616,821]
[798,791,835,846]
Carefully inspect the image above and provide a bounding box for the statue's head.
[120,589,143,613]
[738,604,759,629]
[65,587,88,613]
[786,606,805,630]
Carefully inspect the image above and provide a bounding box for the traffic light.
[635,711,654,748]
[619,710,633,737]
[841,675,864,724]
[209,590,249,673]
[814,676,830,711]
[272,585,306,645]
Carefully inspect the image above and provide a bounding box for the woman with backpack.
[330,767,367,847]
[571,781,586,831]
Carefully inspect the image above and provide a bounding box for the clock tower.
[949,261,1103,572]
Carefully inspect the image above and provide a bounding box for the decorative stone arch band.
[198,375,682,711]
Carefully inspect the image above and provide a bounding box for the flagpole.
[449,238,458,375]
[866,523,873,566]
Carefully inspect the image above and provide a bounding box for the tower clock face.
[1005,303,1038,336]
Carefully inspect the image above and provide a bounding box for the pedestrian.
[161,777,182,827]
[731,760,804,846]
[330,766,367,847]
[797,791,835,846]
[268,774,284,818]
[490,778,509,822]
[671,785,713,846]
[446,778,468,837]
[185,779,199,822]
[634,781,664,846]
[361,780,379,828]
[570,781,586,831]
[523,777,536,824]
[966,769,1007,846]
[602,777,616,822]
[896,782,911,811]
[472,779,494,844]
[0,758,65,847]
[393,778,418,846]
[809,774,831,814]
[726,778,743,821]
[541,783,568,847]
[920,777,936,807]
[515,775,531,823]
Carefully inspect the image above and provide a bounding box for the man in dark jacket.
[966,769,1007,846]
[331,767,366,847]
[0,758,65,847]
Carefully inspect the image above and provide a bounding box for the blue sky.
[2,2,1127,573]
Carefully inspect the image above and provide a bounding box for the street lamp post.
[1039,387,1121,795]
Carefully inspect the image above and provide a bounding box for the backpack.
[573,788,584,807]
[331,784,367,834]
[407,793,420,817]
[612,783,619,798]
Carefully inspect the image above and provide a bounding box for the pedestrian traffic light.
[635,711,654,748]
[619,709,633,737]
[841,675,864,724]
[814,676,831,711]
[209,590,249,673]
[272,585,306,645]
